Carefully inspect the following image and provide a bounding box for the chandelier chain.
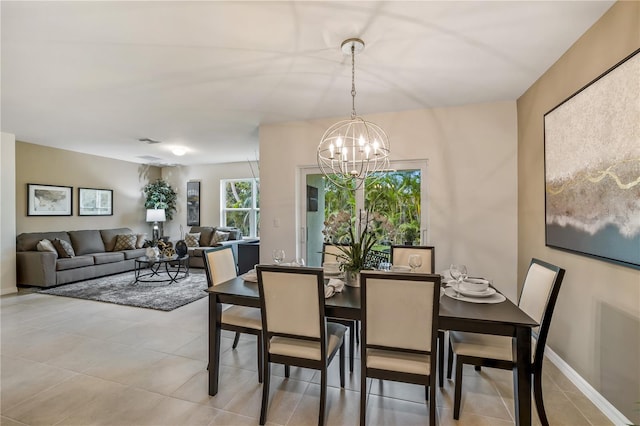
[351,44,356,119]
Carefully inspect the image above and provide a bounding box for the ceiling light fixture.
[317,38,390,190]
[172,147,187,156]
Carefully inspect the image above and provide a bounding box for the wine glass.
[294,257,305,267]
[408,254,423,272]
[272,249,285,264]
[449,263,468,297]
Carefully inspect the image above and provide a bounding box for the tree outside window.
[221,179,259,237]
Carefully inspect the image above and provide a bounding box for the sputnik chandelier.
[317,38,390,190]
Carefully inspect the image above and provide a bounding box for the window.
[221,179,260,237]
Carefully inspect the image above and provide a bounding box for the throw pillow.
[52,238,75,258]
[185,232,200,247]
[135,233,148,249]
[114,234,136,251]
[209,230,230,245]
[36,239,56,253]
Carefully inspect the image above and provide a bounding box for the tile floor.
[1,290,613,425]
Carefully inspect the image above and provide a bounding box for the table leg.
[513,327,532,426]
[208,293,222,396]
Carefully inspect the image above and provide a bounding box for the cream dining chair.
[256,265,346,426]
[446,258,565,425]
[203,246,263,382]
[359,271,441,426]
[391,244,447,387]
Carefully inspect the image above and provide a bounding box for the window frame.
[220,178,260,238]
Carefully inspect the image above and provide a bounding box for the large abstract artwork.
[187,181,200,226]
[544,49,640,269]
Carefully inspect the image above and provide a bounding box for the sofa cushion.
[37,239,57,252]
[209,230,230,245]
[123,248,147,260]
[189,226,215,247]
[100,228,134,252]
[53,238,76,258]
[135,233,148,249]
[216,227,242,241]
[69,230,106,255]
[92,252,125,265]
[56,255,94,271]
[185,233,200,247]
[17,232,70,252]
[113,234,136,251]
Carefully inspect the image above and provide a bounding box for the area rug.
[39,269,208,311]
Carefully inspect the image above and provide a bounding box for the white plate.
[452,283,496,298]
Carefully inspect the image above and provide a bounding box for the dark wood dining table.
[207,276,538,426]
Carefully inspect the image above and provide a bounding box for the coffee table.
[134,254,189,284]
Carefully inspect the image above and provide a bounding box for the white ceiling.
[1,1,613,166]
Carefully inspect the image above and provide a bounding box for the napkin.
[241,269,258,282]
[324,278,345,298]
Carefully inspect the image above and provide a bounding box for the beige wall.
[517,2,640,422]
[16,142,161,235]
[1,133,17,295]
[260,101,519,299]
[160,161,258,240]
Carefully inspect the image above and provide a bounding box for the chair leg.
[348,322,355,373]
[232,332,241,349]
[355,321,360,344]
[360,361,367,426]
[319,368,327,426]
[453,358,464,420]
[425,385,429,401]
[339,341,346,388]
[257,334,263,383]
[534,366,550,426]
[259,361,271,425]
[284,364,290,378]
[447,337,454,379]
[429,381,437,426]
[438,330,445,387]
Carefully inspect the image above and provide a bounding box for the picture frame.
[27,183,73,216]
[78,188,113,216]
[187,181,200,226]
[544,48,640,269]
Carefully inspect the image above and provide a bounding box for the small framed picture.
[78,187,113,216]
[27,184,73,216]
[187,181,200,226]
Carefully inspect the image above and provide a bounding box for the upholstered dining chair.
[203,246,263,382]
[359,271,441,426]
[322,242,358,373]
[256,265,346,426]
[390,244,435,273]
[447,258,565,425]
[391,245,446,387]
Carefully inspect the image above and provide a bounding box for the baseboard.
[0,286,18,296]
[545,346,631,425]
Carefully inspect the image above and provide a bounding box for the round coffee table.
[134,254,189,284]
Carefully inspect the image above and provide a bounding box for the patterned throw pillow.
[209,230,230,245]
[36,239,57,252]
[135,233,148,249]
[114,234,136,251]
[52,238,75,258]
[185,233,200,247]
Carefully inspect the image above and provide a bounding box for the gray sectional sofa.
[16,228,146,288]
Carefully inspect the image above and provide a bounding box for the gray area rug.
[40,269,208,311]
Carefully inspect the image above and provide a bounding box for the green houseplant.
[143,179,178,220]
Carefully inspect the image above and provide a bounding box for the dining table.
[207,275,538,426]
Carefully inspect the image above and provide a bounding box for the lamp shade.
[146,209,166,222]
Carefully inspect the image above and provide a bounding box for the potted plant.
[143,179,177,220]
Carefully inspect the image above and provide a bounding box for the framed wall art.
[79,188,113,216]
[27,183,73,216]
[187,181,200,226]
[544,48,640,269]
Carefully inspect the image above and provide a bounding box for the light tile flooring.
[1,290,613,426]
